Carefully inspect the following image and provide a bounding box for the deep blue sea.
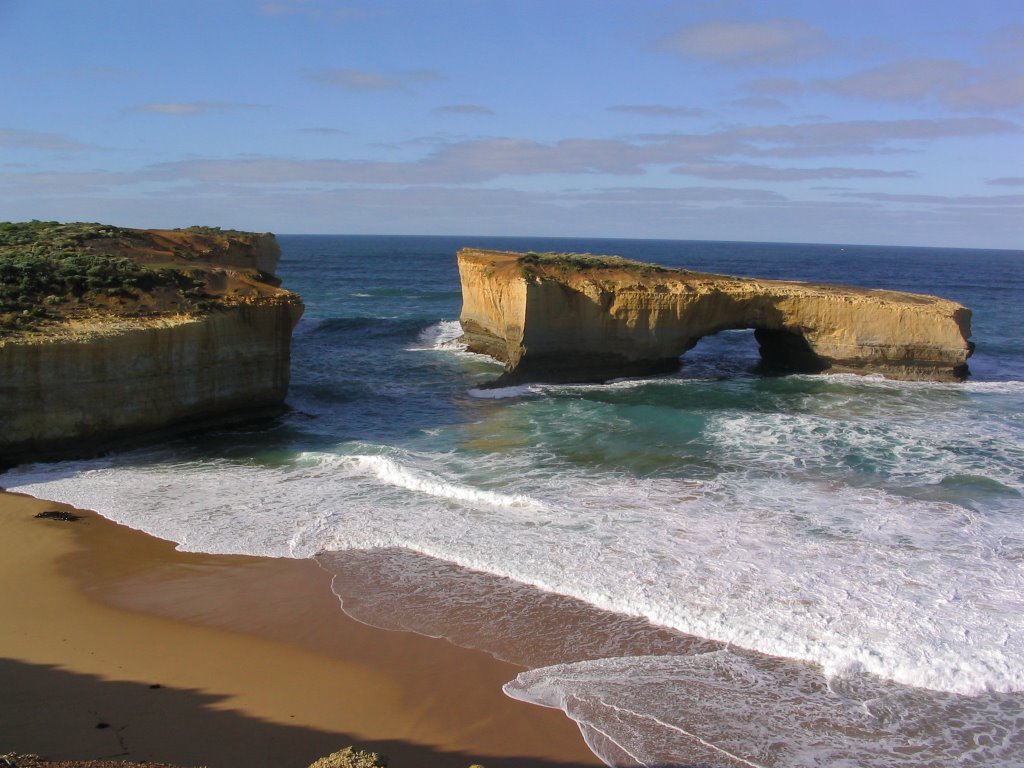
[6,235,1024,767]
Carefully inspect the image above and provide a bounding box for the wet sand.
[0,490,603,768]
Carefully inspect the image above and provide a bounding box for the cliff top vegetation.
[0,220,281,338]
[520,250,668,273]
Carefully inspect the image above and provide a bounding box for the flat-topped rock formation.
[0,223,304,466]
[458,249,973,384]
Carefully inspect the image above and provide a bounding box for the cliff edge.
[0,222,304,466]
[458,249,972,384]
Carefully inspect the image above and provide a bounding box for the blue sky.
[1,0,1022,248]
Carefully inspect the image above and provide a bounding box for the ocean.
[5,235,1024,767]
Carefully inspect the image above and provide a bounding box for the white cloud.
[746,78,803,97]
[836,191,1024,207]
[731,117,1020,157]
[658,19,828,67]
[565,187,784,203]
[130,102,264,115]
[819,57,1024,112]
[608,105,706,117]
[3,178,1019,248]
[942,73,1024,111]
[0,129,94,151]
[730,96,789,111]
[985,24,1024,60]
[819,58,971,102]
[307,68,442,91]
[147,137,648,184]
[434,104,495,116]
[48,117,1006,189]
[1,118,1015,212]
[730,78,803,111]
[671,162,914,182]
[0,169,139,193]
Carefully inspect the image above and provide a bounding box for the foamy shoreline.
[0,490,601,768]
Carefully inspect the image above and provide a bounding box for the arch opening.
[753,328,828,374]
[678,327,826,378]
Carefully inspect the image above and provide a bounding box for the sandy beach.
[0,490,602,768]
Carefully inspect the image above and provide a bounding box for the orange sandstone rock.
[458,249,972,384]
[0,227,303,466]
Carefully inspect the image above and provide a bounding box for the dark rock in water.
[34,510,82,522]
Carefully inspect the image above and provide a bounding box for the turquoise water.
[6,236,1024,766]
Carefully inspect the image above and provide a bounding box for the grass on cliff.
[518,251,669,278]
[0,220,211,336]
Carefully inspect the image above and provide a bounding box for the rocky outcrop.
[307,747,390,768]
[306,748,484,768]
[458,249,973,384]
[0,227,303,466]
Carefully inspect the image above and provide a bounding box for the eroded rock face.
[0,228,304,465]
[458,249,973,384]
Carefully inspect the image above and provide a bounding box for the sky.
[1,0,1022,248]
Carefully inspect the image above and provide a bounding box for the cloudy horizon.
[1,1,1021,249]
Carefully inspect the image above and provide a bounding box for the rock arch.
[457,249,973,384]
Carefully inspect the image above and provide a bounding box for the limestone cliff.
[0,224,303,465]
[458,249,973,384]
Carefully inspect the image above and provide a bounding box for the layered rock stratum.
[458,249,973,384]
[0,223,303,466]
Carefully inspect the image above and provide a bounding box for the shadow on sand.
[0,657,604,768]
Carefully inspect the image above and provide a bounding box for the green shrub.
[518,250,667,275]
[0,220,211,336]
[179,225,223,234]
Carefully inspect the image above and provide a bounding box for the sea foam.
[7,446,1024,696]
[297,450,545,509]
[506,652,1024,768]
